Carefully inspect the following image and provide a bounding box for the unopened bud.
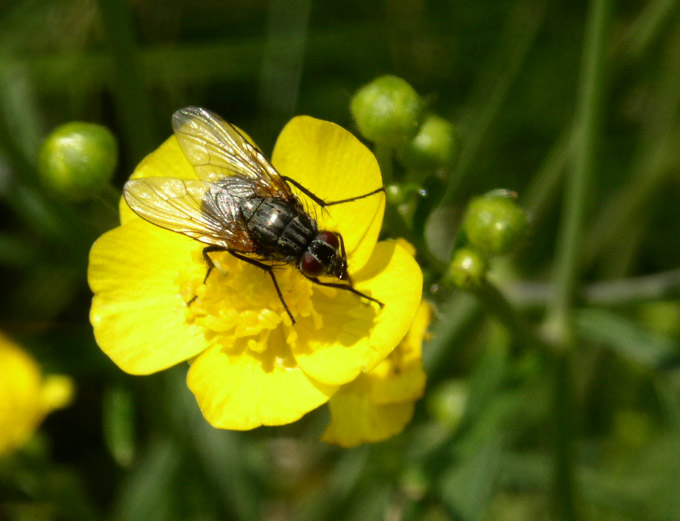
[350,75,424,146]
[462,191,528,256]
[447,247,488,288]
[38,122,117,200]
[398,114,460,173]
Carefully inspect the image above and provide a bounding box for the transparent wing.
[123,177,256,252]
[172,106,292,197]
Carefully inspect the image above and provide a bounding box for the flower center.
[180,250,324,353]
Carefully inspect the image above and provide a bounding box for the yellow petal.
[291,241,423,385]
[272,116,385,271]
[368,361,426,404]
[321,377,415,448]
[0,334,43,455]
[120,136,196,224]
[89,220,207,374]
[40,375,75,413]
[187,339,337,430]
[368,300,430,404]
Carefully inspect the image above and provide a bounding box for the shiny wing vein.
[171,106,290,196]
[123,177,254,251]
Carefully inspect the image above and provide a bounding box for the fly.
[123,106,385,324]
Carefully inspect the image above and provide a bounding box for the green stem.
[374,143,450,272]
[547,2,612,520]
[580,268,680,305]
[551,351,577,521]
[523,131,571,224]
[501,268,680,310]
[622,0,680,63]
[548,0,611,341]
[374,143,394,185]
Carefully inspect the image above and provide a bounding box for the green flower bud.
[350,75,424,146]
[398,114,460,173]
[38,122,117,200]
[427,380,467,429]
[462,192,528,256]
[447,247,488,288]
[385,182,424,206]
[386,184,407,206]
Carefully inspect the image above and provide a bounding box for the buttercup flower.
[0,333,74,456]
[89,114,423,430]
[321,299,430,447]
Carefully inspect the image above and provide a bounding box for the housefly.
[123,107,385,324]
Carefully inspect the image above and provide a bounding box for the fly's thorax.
[202,176,257,223]
[299,231,348,279]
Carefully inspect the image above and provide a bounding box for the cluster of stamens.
[179,250,324,354]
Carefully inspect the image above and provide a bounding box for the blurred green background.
[2,0,680,520]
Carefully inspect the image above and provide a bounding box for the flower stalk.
[547,1,613,520]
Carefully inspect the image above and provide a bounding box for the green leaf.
[575,308,680,370]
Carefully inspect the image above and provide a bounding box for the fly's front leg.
[281,176,385,208]
[228,251,296,325]
[187,245,225,306]
[309,277,384,309]
[201,245,226,283]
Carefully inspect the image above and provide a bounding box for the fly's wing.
[123,177,256,252]
[172,106,292,198]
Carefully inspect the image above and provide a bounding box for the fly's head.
[299,231,349,281]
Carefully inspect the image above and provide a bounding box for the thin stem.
[581,268,680,305]
[374,143,450,272]
[523,131,571,223]
[547,2,612,521]
[501,268,680,310]
[551,351,577,521]
[374,142,406,237]
[374,143,394,185]
[623,0,680,63]
[548,0,612,341]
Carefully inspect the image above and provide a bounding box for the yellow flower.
[321,300,431,447]
[0,333,74,456]
[89,115,423,430]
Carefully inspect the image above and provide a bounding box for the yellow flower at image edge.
[0,333,74,456]
[321,300,430,447]
[89,115,423,431]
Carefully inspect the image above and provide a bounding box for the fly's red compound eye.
[300,252,325,278]
[317,231,340,250]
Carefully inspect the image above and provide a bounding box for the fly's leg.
[188,248,294,324]
[201,245,226,283]
[228,251,296,324]
[187,245,225,306]
[281,176,385,208]
[322,186,385,207]
[308,277,384,309]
